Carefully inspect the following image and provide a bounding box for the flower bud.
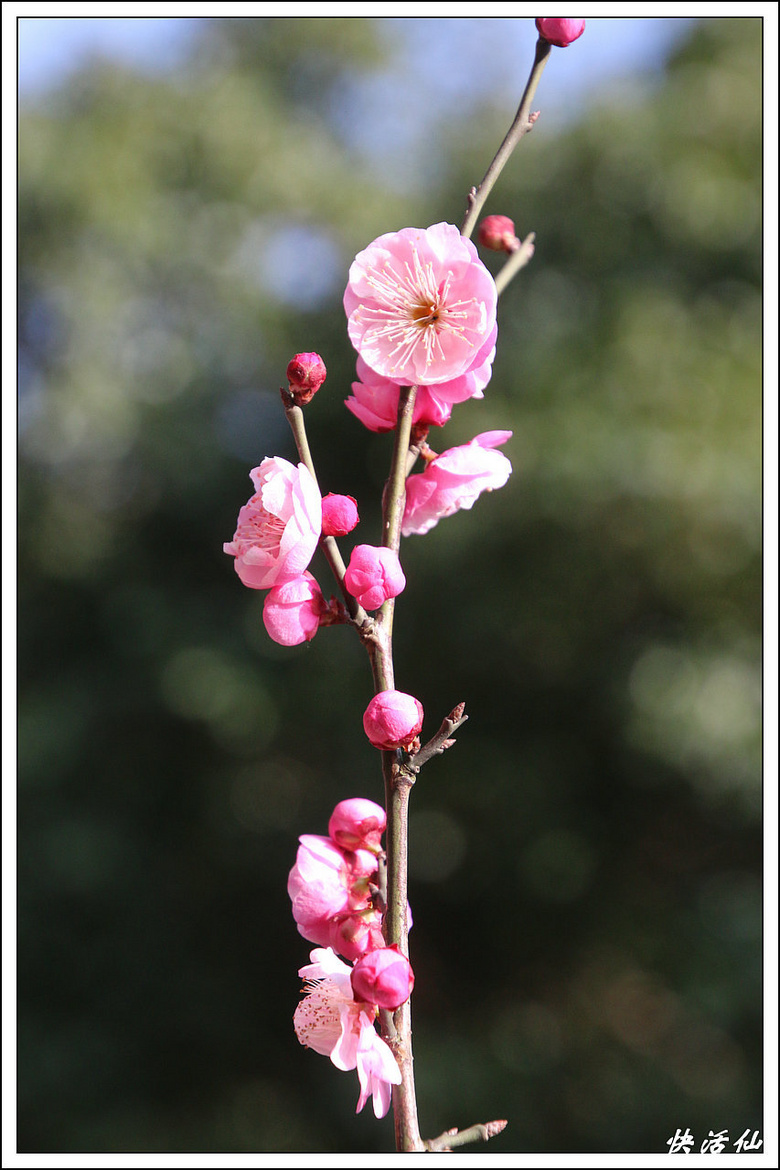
[363,690,423,751]
[321,493,360,537]
[329,798,386,853]
[263,573,324,646]
[344,544,406,611]
[535,18,586,47]
[286,352,327,404]
[351,946,415,1010]
[478,215,519,253]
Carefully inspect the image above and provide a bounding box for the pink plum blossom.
[344,222,497,387]
[351,946,415,1010]
[288,834,378,951]
[535,18,586,47]
[321,493,360,537]
[286,352,327,404]
[402,431,513,537]
[478,214,519,253]
[294,947,402,1118]
[224,457,322,589]
[344,545,406,611]
[262,573,324,646]
[329,798,386,854]
[363,690,424,751]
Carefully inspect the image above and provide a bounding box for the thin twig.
[425,1118,508,1152]
[280,388,370,626]
[495,232,536,296]
[406,702,469,772]
[460,36,551,239]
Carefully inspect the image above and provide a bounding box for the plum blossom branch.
[461,35,551,240]
[223,16,588,1151]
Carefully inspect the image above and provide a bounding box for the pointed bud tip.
[486,1120,508,1137]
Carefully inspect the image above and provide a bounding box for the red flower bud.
[286,352,327,404]
[351,945,415,1010]
[535,19,586,48]
[478,215,519,253]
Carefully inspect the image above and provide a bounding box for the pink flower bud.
[262,573,324,646]
[363,690,423,751]
[329,798,386,853]
[344,545,406,611]
[321,493,360,537]
[535,18,586,47]
[286,352,327,404]
[351,946,415,1010]
[478,215,519,253]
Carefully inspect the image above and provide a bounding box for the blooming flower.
[535,18,586,47]
[344,545,406,611]
[224,457,322,589]
[351,946,415,1010]
[329,798,387,854]
[287,352,327,404]
[288,834,378,951]
[321,493,360,537]
[363,690,424,751]
[402,431,513,537]
[344,223,497,387]
[263,572,325,646]
[294,947,402,1117]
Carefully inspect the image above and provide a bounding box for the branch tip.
[424,1118,509,1151]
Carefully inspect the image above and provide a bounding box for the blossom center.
[358,247,475,376]
[237,496,286,552]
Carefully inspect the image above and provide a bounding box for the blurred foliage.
[18,16,762,1154]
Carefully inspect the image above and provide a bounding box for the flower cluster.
[344,220,514,534]
[289,799,414,1117]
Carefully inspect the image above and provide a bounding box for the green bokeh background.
[18,16,763,1154]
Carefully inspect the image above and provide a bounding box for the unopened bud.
[363,689,423,751]
[286,352,327,404]
[351,945,415,1010]
[478,215,519,253]
[344,544,405,611]
[321,493,360,537]
[535,18,586,47]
